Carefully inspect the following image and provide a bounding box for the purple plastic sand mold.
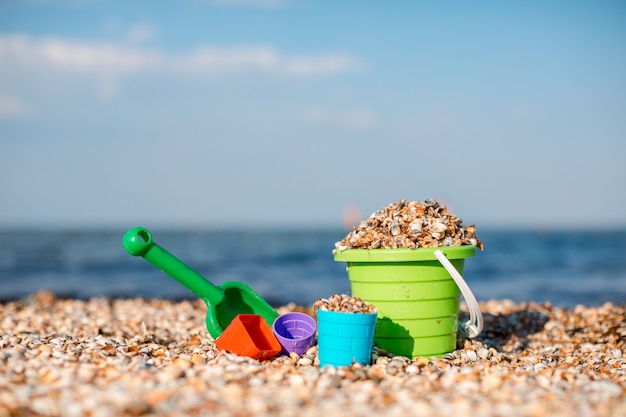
[272,312,317,356]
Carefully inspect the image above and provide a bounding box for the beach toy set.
[122,198,484,365]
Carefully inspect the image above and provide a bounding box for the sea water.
[0,228,624,307]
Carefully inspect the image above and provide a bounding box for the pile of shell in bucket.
[216,198,483,366]
[334,198,483,251]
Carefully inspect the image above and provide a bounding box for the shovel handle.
[122,227,225,305]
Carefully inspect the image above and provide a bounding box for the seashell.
[431,231,445,240]
[297,357,313,366]
[409,220,422,234]
[442,237,455,246]
[477,347,490,360]
[430,221,447,234]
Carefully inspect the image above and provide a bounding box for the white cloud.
[0,33,360,102]
[282,54,359,76]
[172,46,359,77]
[0,34,359,78]
[0,34,162,76]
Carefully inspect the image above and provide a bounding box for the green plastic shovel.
[122,226,279,339]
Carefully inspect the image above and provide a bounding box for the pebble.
[0,292,624,417]
[298,358,313,366]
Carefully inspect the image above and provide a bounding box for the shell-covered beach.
[0,292,624,417]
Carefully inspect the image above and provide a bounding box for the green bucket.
[334,245,480,359]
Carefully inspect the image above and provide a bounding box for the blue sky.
[1,0,625,230]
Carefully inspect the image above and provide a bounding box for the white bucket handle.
[434,249,483,338]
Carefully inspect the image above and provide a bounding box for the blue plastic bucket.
[316,309,377,367]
